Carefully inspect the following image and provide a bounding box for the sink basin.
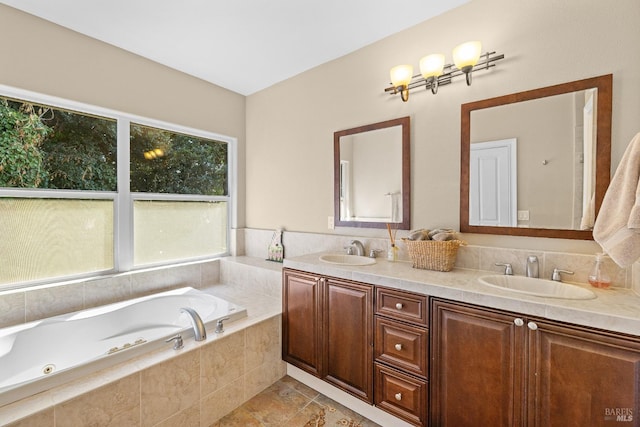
[478,275,596,300]
[319,254,376,266]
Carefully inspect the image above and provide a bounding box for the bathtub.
[0,286,247,407]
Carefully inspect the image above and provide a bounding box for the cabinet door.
[431,300,526,427]
[528,320,640,427]
[324,277,374,402]
[282,270,323,376]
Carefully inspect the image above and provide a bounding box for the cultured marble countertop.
[284,253,640,337]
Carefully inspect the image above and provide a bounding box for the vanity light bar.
[384,51,505,100]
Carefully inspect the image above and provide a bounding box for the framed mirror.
[460,74,612,240]
[334,116,411,229]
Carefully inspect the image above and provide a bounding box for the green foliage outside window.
[0,98,117,191]
[130,124,228,196]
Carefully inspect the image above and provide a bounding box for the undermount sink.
[319,254,376,266]
[478,275,596,300]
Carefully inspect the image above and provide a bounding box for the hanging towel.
[593,132,640,267]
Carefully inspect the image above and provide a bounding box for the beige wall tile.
[0,291,25,328]
[25,283,84,322]
[200,260,221,287]
[140,349,200,427]
[153,404,200,427]
[243,358,287,401]
[6,408,54,427]
[200,377,245,426]
[200,331,246,396]
[131,264,201,297]
[245,316,281,371]
[55,374,140,427]
[83,275,132,309]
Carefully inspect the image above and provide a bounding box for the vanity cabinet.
[374,287,429,426]
[431,299,640,427]
[282,269,374,402]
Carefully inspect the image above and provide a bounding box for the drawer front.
[375,363,428,427]
[375,317,428,378]
[376,287,428,326]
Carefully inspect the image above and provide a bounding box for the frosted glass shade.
[419,54,445,78]
[390,65,414,88]
[453,41,482,70]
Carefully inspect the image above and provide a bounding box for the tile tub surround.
[284,253,640,337]
[1,259,285,426]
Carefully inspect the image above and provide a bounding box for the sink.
[319,254,376,266]
[478,275,596,300]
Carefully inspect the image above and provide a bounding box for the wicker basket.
[402,238,466,272]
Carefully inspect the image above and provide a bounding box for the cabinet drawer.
[376,287,428,326]
[375,363,428,427]
[375,317,428,378]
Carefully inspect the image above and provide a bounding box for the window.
[0,87,234,288]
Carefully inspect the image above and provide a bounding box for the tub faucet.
[349,240,365,256]
[526,256,539,278]
[180,307,207,341]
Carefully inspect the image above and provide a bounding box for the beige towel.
[593,132,640,267]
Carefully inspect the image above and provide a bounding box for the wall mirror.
[460,74,612,239]
[334,116,411,229]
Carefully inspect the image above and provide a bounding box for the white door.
[470,139,517,226]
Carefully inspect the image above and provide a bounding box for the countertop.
[284,253,640,337]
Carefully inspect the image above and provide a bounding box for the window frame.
[0,84,236,288]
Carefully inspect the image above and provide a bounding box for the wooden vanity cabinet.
[282,269,374,403]
[431,299,640,427]
[374,287,429,426]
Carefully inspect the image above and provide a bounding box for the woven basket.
[402,239,466,272]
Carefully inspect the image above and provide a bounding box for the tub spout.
[180,307,207,341]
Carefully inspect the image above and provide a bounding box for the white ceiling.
[1,0,468,95]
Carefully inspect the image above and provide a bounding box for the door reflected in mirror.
[460,74,612,240]
[334,117,410,229]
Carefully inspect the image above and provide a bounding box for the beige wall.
[0,4,247,227]
[246,0,640,253]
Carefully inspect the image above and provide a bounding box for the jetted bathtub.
[0,286,247,407]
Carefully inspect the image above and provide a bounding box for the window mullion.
[116,117,133,272]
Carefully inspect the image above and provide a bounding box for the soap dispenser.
[588,253,611,289]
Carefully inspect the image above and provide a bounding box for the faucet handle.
[166,335,183,350]
[551,268,574,282]
[495,263,513,275]
[369,249,383,258]
[215,317,231,334]
[343,245,355,255]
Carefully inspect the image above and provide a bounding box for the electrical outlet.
[328,216,335,230]
[517,210,530,221]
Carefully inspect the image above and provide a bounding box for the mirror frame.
[334,116,411,229]
[460,74,612,240]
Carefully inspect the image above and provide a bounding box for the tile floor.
[211,376,381,426]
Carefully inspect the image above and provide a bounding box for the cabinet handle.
[395,392,402,401]
[514,318,524,327]
[395,303,404,310]
[394,343,403,351]
[528,321,538,331]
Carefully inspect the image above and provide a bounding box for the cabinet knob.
[528,321,538,331]
[395,392,402,401]
[395,303,404,310]
[514,318,524,327]
[394,343,403,351]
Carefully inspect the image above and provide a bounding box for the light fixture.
[452,41,482,85]
[385,41,504,102]
[389,64,413,102]
[419,53,445,94]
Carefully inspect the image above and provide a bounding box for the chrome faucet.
[349,240,365,256]
[551,268,574,282]
[180,307,207,341]
[526,256,539,278]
